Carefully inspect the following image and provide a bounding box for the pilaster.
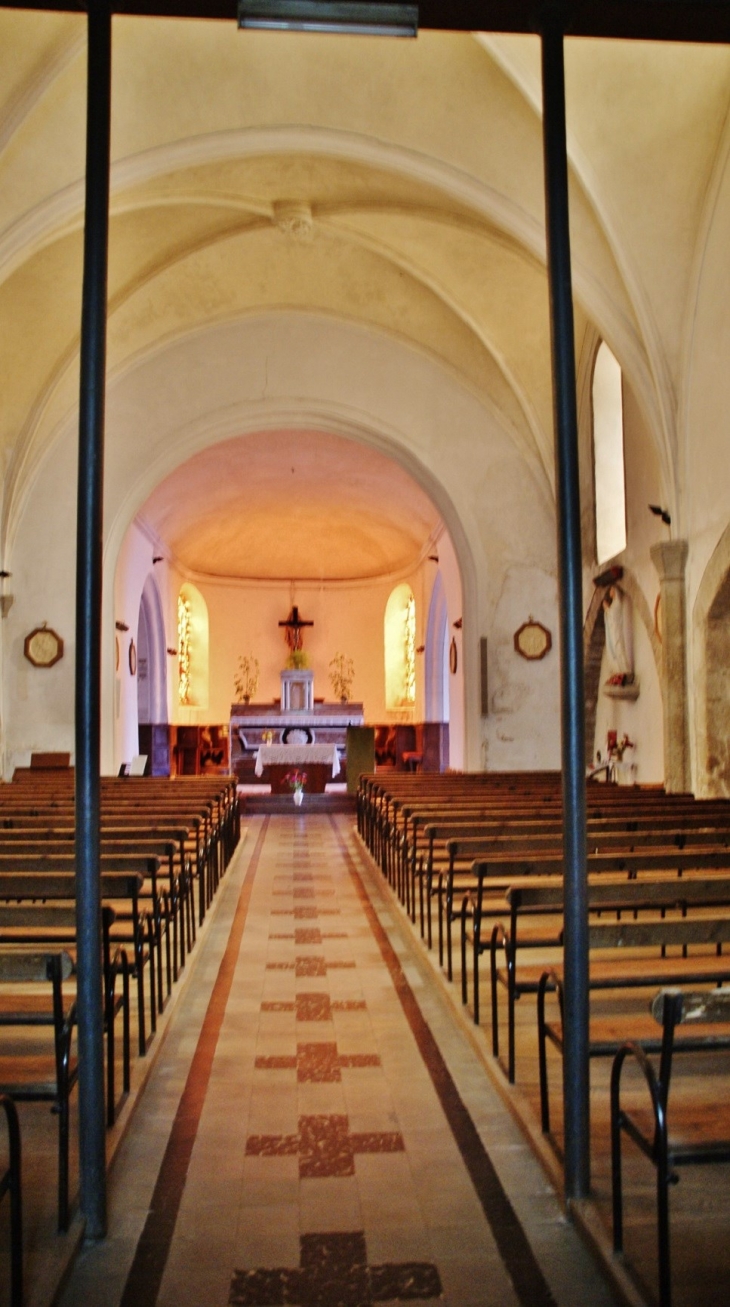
[650,540,690,792]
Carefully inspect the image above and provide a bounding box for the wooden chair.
[611,986,730,1307]
[0,1094,22,1307]
[0,951,77,1231]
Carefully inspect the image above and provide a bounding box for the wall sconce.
[453,617,463,629]
[0,570,12,618]
[152,555,164,564]
[166,647,178,656]
[115,621,129,632]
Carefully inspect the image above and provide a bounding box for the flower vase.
[293,788,304,807]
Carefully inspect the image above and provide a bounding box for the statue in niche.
[603,585,633,685]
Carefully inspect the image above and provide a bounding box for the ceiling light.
[238,1,418,37]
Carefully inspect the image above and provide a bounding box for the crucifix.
[278,604,313,652]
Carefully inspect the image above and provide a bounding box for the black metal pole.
[540,8,590,1202]
[75,0,112,1240]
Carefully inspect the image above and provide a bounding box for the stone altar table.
[254,743,341,794]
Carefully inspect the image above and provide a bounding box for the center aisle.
[60,815,618,1307]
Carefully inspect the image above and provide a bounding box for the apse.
[113,427,464,773]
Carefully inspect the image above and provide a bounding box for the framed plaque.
[514,619,552,661]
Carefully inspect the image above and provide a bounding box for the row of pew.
[357,770,730,1307]
[0,769,239,1306]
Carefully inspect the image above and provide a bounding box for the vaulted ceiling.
[1,11,729,575]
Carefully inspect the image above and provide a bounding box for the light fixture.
[238,1,418,37]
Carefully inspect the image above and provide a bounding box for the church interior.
[1,3,730,1306]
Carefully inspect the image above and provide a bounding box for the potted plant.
[286,649,309,671]
[234,654,259,705]
[329,652,355,703]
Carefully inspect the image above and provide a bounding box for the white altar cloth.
[254,744,341,778]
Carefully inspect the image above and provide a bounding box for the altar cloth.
[254,743,341,778]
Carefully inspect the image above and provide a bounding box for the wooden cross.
[229,1231,443,1305]
[278,604,313,651]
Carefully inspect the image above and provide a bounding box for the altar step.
[239,792,357,815]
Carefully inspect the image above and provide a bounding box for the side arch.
[693,521,730,795]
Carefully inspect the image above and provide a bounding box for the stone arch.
[98,315,485,773]
[693,522,730,795]
[137,573,168,728]
[583,568,661,768]
[424,570,449,723]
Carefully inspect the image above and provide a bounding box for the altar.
[230,702,364,785]
[254,743,341,794]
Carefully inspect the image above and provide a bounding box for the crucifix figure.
[278,604,313,652]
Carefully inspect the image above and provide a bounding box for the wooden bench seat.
[0,950,77,1231]
[536,916,730,1135]
[611,986,730,1307]
[480,871,730,1081]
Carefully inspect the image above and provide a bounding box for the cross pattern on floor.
[255,1041,380,1082]
[262,992,366,1021]
[228,1231,443,1306]
[269,930,348,943]
[273,888,335,898]
[245,1112,404,1177]
[266,956,356,977]
[270,908,340,918]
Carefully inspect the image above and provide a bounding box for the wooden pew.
[485,869,730,1082]
[0,1094,21,1307]
[537,914,730,1132]
[611,986,730,1307]
[0,950,77,1231]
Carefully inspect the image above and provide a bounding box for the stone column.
[651,540,690,792]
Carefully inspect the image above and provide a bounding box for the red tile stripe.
[119,818,269,1307]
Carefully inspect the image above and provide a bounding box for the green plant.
[234,654,259,701]
[286,649,309,670]
[329,652,354,702]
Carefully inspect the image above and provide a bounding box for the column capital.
[651,539,688,584]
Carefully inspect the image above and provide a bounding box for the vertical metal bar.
[540,8,590,1201]
[75,0,112,1240]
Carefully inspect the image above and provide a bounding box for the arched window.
[592,341,626,564]
[384,583,416,711]
[177,582,209,709]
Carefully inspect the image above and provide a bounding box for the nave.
[59,815,616,1307]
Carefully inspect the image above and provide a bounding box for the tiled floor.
[58,816,619,1307]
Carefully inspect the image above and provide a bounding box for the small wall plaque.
[24,624,63,668]
[514,618,552,661]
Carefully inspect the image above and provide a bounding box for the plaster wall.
[485,565,561,772]
[2,429,77,776]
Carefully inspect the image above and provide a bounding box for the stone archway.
[705,572,730,794]
[692,523,730,796]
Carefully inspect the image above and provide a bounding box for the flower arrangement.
[234,654,259,703]
[286,649,309,671]
[284,769,307,793]
[607,730,634,762]
[329,652,355,703]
